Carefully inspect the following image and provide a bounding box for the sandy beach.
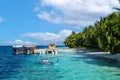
[81,52,120,62]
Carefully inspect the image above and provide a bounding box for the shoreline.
[35,48,120,62]
[69,48,120,62]
[79,51,120,62]
[63,48,120,62]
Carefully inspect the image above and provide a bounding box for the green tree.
[75,32,84,47]
[64,31,77,48]
[82,26,98,48]
[104,12,120,54]
[64,12,120,54]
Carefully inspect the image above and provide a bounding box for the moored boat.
[13,45,23,54]
[12,45,36,55]
[23,45,36,55]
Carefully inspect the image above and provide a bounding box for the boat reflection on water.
[36,51,59,65]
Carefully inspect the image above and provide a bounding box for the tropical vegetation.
[64,12,120,54]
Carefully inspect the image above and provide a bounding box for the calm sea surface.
[0,46,120,80]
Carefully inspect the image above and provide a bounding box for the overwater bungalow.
[37,44,58,64]
[45,44,57,55]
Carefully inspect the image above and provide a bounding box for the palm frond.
[113,7,120,11]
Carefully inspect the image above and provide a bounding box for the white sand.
[84,52,120,61]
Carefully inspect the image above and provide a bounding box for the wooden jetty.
[34,48,86,54]
[35,44,57,55]
[13,44,86,55]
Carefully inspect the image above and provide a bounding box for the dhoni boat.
[12,45,36,55]
[13,45,23,54]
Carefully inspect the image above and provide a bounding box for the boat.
[23,45,36,55]
[12,45,36,55]
[13,45,23,54]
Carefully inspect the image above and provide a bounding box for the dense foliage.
[64,12,120,54]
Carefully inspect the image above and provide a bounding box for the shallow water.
[0,46,120,80]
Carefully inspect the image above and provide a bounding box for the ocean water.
[0,46,120,80]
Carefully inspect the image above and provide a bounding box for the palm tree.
[64,31,77,48]
[113,0,120,11]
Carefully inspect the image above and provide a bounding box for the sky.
[0,0,119,45]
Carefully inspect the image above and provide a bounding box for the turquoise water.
[0,46,120,80]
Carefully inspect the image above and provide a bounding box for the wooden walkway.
[34,48,86,54]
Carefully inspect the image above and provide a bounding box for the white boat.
[13,45,23,54]
[12,45,36,55]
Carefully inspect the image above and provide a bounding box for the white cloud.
[37,10,62,24]
[21,29,72,45]
[35,0,120,27]
[2,40,37,45]
[0,16,5,23]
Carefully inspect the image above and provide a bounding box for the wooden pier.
[34,48,86,54]
[13,44,87,55]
